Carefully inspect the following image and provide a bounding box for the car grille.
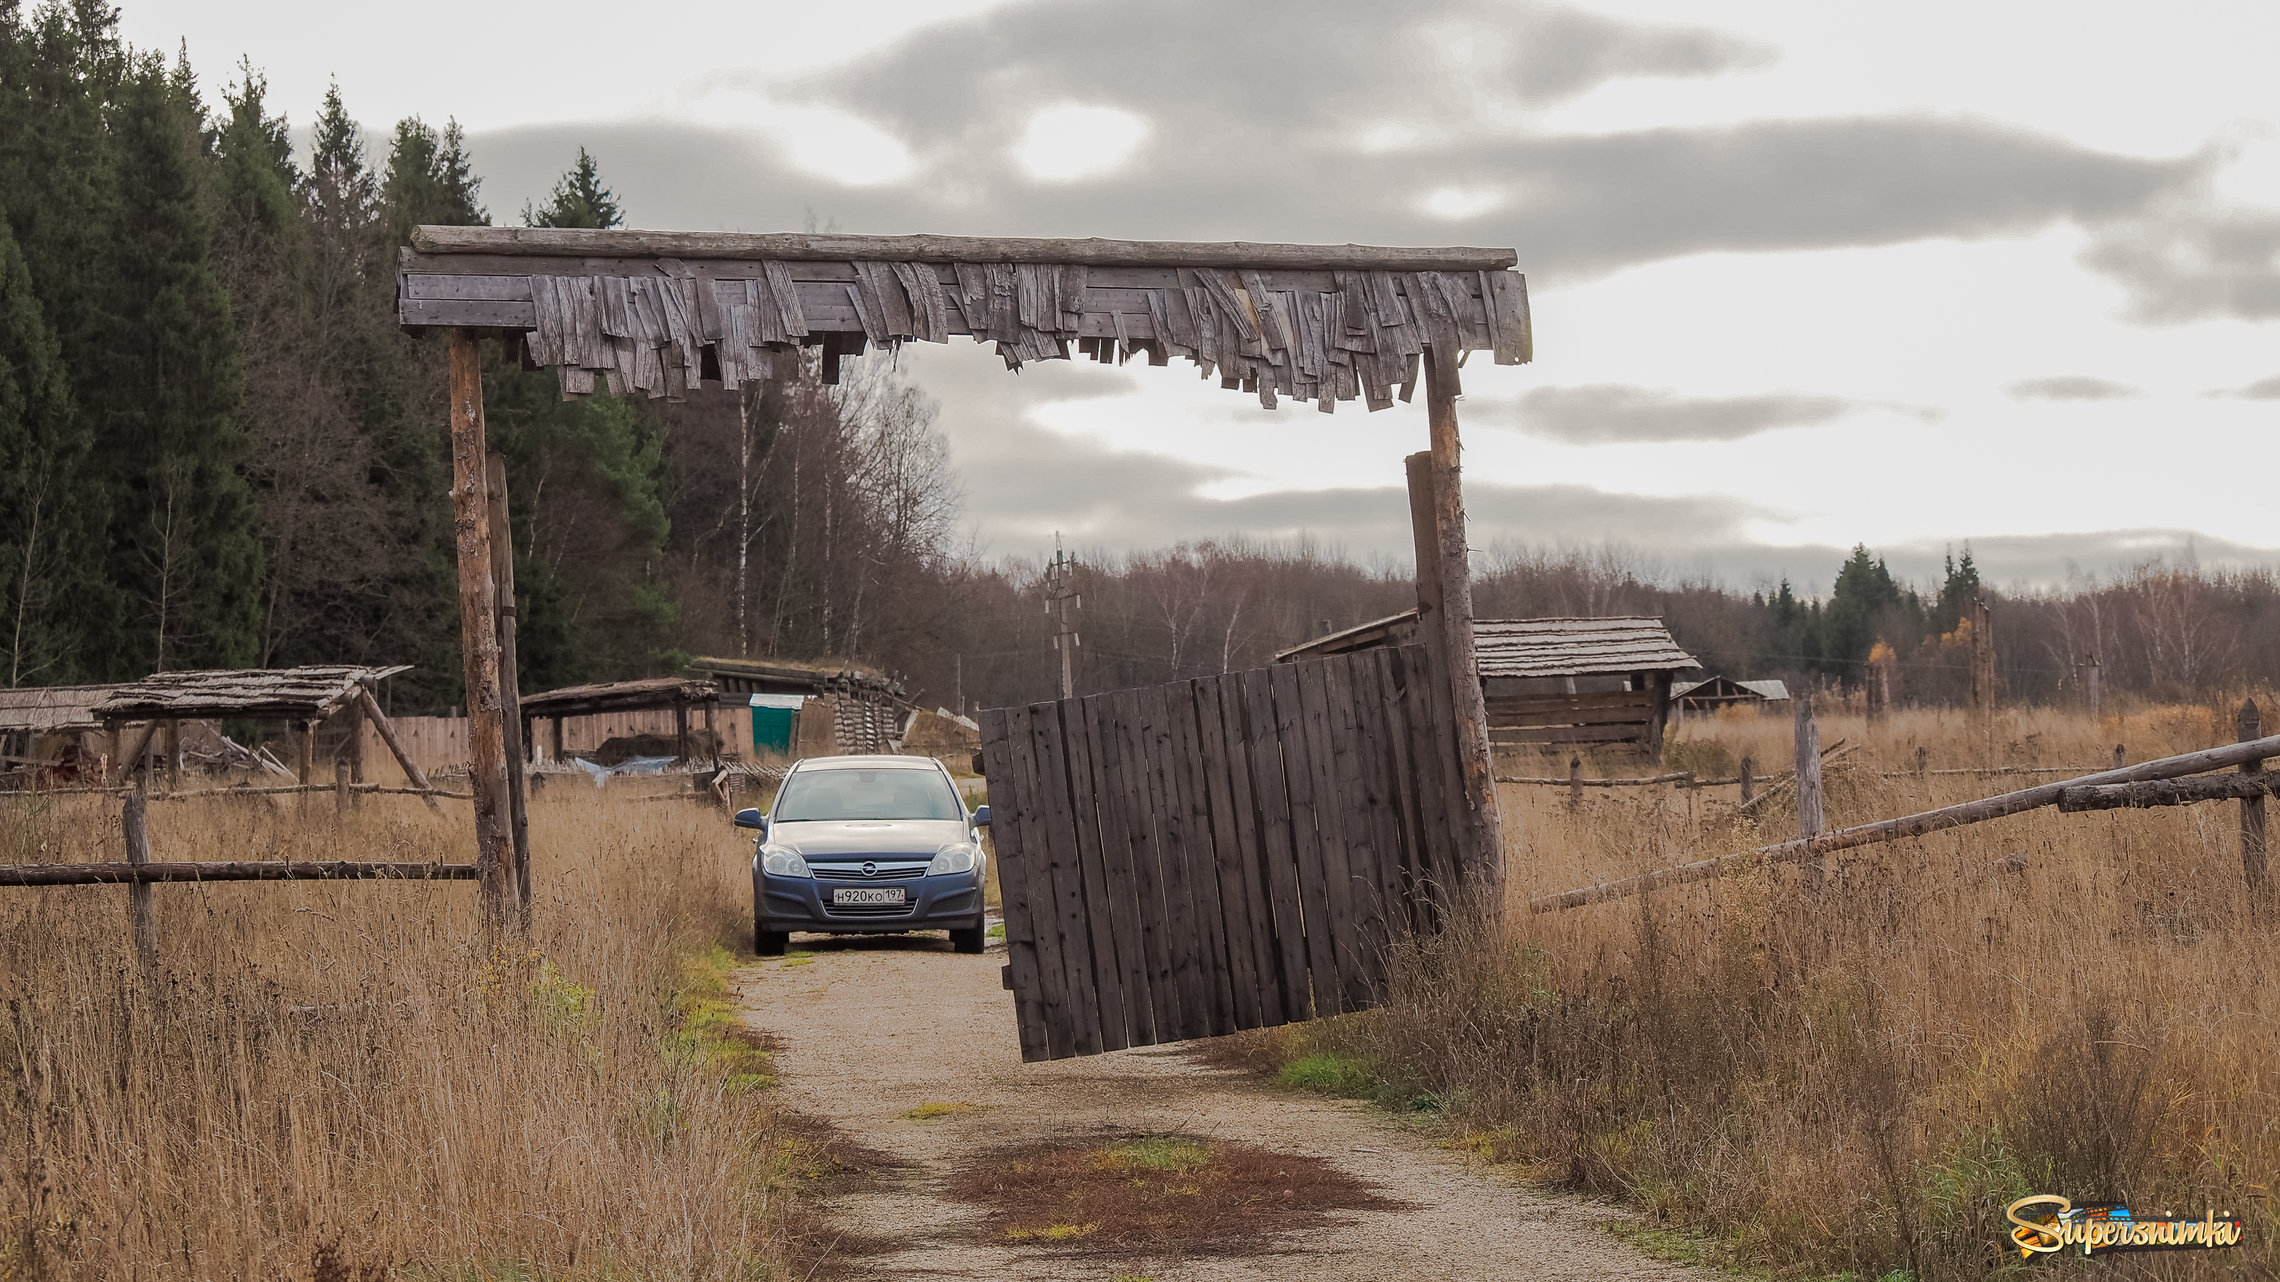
[811,863,929,881]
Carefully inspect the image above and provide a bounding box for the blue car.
[736,754,991,956]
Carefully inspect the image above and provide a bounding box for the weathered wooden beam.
[1497,771,1695,787]
[353,686,445,814]
[410,225,1519,272]
[2056,773,2280,811]
[1421,350,1503,901]
[0,861,479,886]
[1534,731,2280,913]
[124,788,156,973]
[109,720,159,787]
[2241,699,2268,915]
[448,331,513,931]
[486,452,532,917]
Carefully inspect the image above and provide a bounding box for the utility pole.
[1043,537,1082,701]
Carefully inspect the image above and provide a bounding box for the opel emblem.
[861,861,877,878]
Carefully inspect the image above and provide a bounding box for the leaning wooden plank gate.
[979,644,1468,1062]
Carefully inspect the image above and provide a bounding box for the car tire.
[756,923,789,957]
[949,922,986,954]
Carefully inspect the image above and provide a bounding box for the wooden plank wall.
[977,644,1468,1062]
[356,706,760,778]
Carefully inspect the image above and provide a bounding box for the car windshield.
[772,768,964,822]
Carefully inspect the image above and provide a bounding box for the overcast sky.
[126,0,2280,594]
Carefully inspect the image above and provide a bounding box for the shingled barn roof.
[398,227,1530,412]
[0,685,125,732]
[93,666,410,722]
[516,676,719,719]
[1277,612,1696,677]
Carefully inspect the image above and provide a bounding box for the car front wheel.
[949,922,986,954]
[756,920,789,956]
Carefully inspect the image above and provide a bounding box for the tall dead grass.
[1285,699,2280,1279]
[0,785,787,1279]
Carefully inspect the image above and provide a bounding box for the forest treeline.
[4,2,2275,719]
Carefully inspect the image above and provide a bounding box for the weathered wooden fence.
[978,643,1468,1062]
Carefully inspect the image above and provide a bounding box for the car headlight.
[927,842,980,876]
[759,846,810,877]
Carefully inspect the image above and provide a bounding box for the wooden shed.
[93,665,417,791]
[1277,612,1698,760]
[0,685,127,783]
[1671,675,1790,713]
[517,676,721,765]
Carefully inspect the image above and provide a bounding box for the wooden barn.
[0,685,126,783]
[1671,675,1791,713]
[1277,612,1698,760]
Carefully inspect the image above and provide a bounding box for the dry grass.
[946,1131,1401,1256]
[1259,697,2280,1280]
[0,786,806,1279]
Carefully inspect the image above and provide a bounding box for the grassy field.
[0,784,797,1279]
[1252,698,2280,1280]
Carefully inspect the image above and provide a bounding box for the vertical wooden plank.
[1330,655,1397,1001]
[1028,701,1104,1056]
[1166,680,1238,1037]
[1111,689,1183,1042]
[123,787,156,977]
[486,452,532,917]
[1005,705,1077,1058]
[1421,353,1505,900]
[1215,673,1288,1026]
[1293,659,1363,1013]
[1082,693,1156,1046]
[1387,645,1459,916]
[1355,652,1416,939]
[1270,663,1340,1018]
[1139,682,1211,1042]
[1060,696,1131,1051]
[978,707,1054,1061]
[1193,676,1266,1030]
[1239,667,1311,1021]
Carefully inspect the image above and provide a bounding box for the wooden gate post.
[2083,654,2102,719]
[1411,347,1504,902]
[123,787,157,976]
[447,331,513,931]
[1970,599,1996,719]
[1794,695,1825,839]
[485,452,532,917]
[2241,699,2269,918]
[1567,755,1582,807]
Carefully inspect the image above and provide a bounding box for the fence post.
[1794,695,1825,839]
[2241,699,2269,918]
[123,788,157,976]
[2082,654,2102,719]
[1568,755,1582,806]
[2112,743,2126,770]
[335,752,351,816]
[1970,598,1996,720]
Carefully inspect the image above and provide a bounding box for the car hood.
[768,818,970,859]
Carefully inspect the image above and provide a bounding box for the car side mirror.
[971,805,990,828]
[733,807,767,833]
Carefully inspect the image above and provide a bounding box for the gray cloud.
[2082,201,2280,322]
[2216,373,2280,398]
[1491,384,1852,442]
[2006,375,2143,401]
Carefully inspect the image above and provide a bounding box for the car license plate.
[832,886,906,906]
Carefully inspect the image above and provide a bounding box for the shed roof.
[1737,679,1791,701]
[689,655,902,699]
[518,676,719,719]
[398,227,1530,413]
[93,666,409,722]
[1474,617,1697,679]
[1276,611,1697,677]
[0,685,127,732]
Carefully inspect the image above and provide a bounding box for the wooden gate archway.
[397,227,1529,1017]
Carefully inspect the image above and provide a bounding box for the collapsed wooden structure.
[517,676,721,765]
[403,223,1526,949]
[91,666,430,796]
[1277,612,1697,760]
[1671,674,1789,713]
[0,684,124,782]
[687,655,906,754]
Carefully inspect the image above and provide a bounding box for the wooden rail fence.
[979,644,1469,1062]
[1533,701,2280,914]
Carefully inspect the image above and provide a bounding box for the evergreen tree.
[383,115,484,244]
[526,147,621,229]
[0,206,98,684]
[1825,544,1905,674]
[1936,544,1982,629]
[90,50,260,671]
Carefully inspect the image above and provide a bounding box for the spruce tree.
[526,147,622,229]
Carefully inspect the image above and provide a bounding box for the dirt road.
[736,931,1702,1282]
